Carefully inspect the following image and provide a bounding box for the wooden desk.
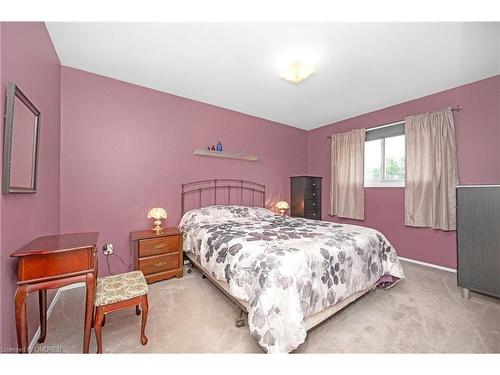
[10,232,99,353]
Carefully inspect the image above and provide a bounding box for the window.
[364,123,405,187]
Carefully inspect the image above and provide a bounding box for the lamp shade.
[276,201,289,210]
[147,207,167,220]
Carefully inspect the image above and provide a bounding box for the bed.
[179,179,405,353]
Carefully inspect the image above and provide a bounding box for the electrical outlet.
[103,243,114,255]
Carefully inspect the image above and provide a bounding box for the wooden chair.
[93,270,149,353]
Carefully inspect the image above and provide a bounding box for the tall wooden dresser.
[290,176,322,220]
[456,185,500,299]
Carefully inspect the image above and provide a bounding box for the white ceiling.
[46,22,499,130]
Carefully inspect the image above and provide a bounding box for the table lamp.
[276,201,289,216]
[147,207,167,234]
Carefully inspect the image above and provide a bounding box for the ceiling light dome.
[279,61,315,84]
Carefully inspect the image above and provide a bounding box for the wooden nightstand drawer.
[131,228,183,284]
[139,236,179,257]
[138,253,179,274]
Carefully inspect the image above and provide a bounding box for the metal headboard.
[181,179,266,215]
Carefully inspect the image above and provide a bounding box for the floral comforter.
[179,205,404,353]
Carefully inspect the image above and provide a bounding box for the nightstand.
[130,228,183,284]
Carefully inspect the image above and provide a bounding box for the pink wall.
[60,70,500,272]
[60,67,308,276]
[0,22,61,350]
[0,22,497,351]
[307,75,500,269]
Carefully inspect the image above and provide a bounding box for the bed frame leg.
[462,288,470,300]
[235,309,247,328]
[185,259,193,274]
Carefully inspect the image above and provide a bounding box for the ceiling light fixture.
[278,61,315,84]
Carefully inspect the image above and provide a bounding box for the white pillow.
[179,205,274,231]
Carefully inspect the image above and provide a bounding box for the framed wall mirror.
[2,81,41,194]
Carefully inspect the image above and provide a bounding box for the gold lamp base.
[152,219,163,234]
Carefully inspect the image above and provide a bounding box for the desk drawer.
[18,247,95,282]
[139,236,180,257]
[138,253,180,275]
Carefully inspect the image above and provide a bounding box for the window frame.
[364,123,405,188]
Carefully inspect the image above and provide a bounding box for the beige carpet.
[33,261,499,353]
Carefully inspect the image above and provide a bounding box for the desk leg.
[83,272,95,353]
[37,290,48,344]
[14,285,28,353]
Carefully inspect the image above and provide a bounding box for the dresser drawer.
[139,236,180,257]
[304,209,320,220]
[305,183,321,192]
[304,198,319,210]
[304,187,321,198]
[138,253,180,275]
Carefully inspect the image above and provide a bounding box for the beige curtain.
[329,128,365,220]
[405,108,458,231]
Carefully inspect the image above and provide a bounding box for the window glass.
[364,130,405,187]
[384,135,405,181]
[364,139,382,182]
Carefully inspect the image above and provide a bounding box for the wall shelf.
[193,149,260,161]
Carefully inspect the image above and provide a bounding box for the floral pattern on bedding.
[179,206,404,353]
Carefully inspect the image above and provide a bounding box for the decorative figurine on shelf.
[207,146,211,150]
[211,145,216,151]
[216,141,223,152]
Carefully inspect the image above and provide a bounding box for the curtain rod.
[326,105,463,139]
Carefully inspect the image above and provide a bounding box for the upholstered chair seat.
[95,271,148,306]
[93,270,149,353]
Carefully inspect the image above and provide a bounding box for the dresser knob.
[154,243,166,249]
[154,261,167,267]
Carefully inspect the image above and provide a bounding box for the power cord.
[103,243,131,275]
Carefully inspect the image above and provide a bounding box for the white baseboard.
[28,282,85,353]
[399,256,457,273]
